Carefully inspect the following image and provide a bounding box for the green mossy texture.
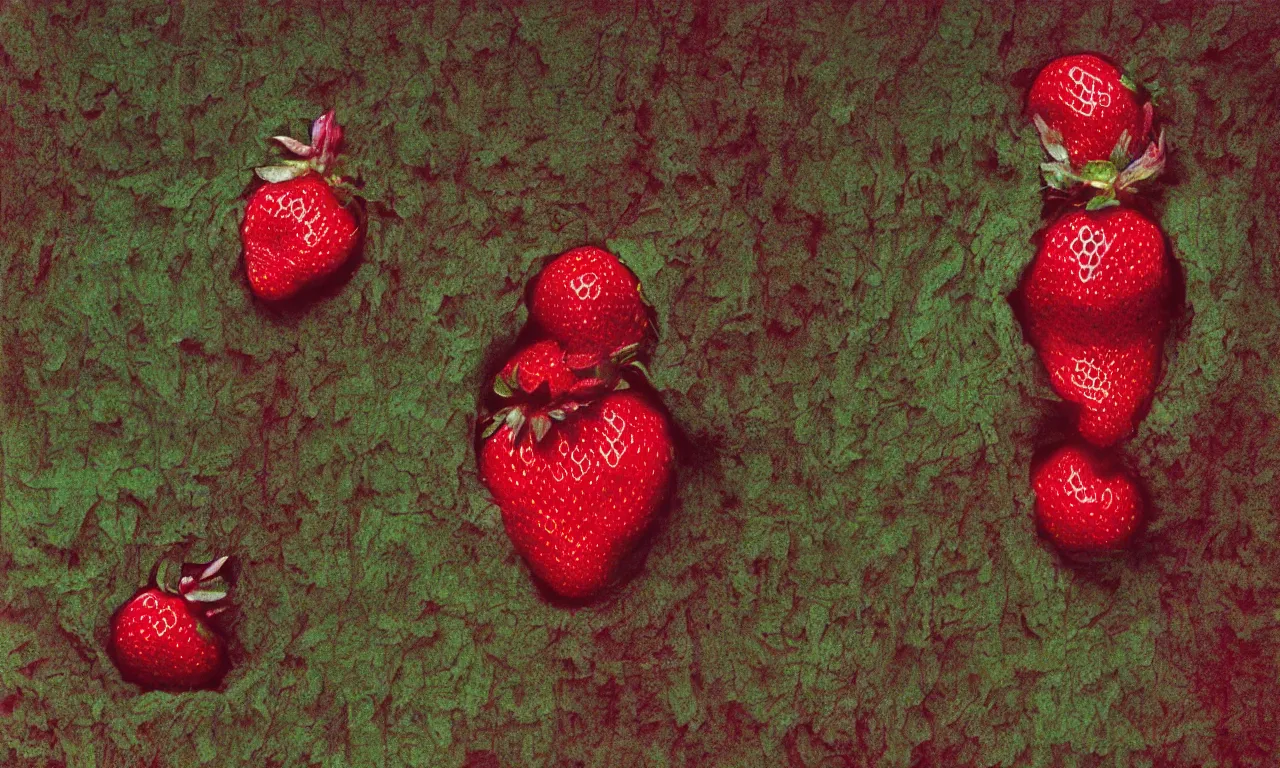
[2,1,1279,766]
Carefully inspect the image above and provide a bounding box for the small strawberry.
[1029,54,1165,206]
[493,339,580,403]
[479,389,675,599]
[108,556,233,690]
[1033,444,1143,553]
[241,110,359,301]
[529,246,651,367]
[1035,334,1162,446]
[1023,206,1171,346]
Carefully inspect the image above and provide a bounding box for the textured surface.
[2,1,1279,766]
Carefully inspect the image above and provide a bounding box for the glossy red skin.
[1033,444,1142,552]
[530,247,649,362]
[1029,53,1145,166]
[1023,208,1169,445]
[1024,207,1170,347]
[1036,333,1161,447]
[109,588,225,689]
[500,339,578,400]
[479,390,674,598]
[241,174,358,300]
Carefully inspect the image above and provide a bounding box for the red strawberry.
[1033,444,1143,553]
[1029,55,1165,204]
[479,389,675,598]
[495,339,580,402]
[1036,335,1161,447]
[1021,206,1171,445]
[1029,54,1146,167]
[241,110,359,300]
[1024,206,1170,344]
[108,556,232,690]
[529,246,650,366]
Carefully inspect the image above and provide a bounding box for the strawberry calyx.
[1035,113,1166,209]
[255,109,346,184]
[481,374,635,447]
[567,342,651,383]
[155,555,232,617]
[482,339,655,446]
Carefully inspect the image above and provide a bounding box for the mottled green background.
[3,1,1279,766]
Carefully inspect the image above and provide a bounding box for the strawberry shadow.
[236,175,370,320]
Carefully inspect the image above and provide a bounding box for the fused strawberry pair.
[479,247,675,599]
[1021,54,1175,553]
[1021,206,1172,447]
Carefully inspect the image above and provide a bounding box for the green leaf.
[184,589,227,603]
[530,414,551,442]
[254,161,310,183]
[481,415,504,439]
[1032,114,1069,163]
[493,376,513,399]
[1109,132,1133,166]
[1085,193,1119,211]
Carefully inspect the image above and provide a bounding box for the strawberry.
[108,556,232,690]
[494,339,580,402]
[1029,54,1165,206]
[1020,206,1171,445]
[1036,335,1161,447]
[529,246,651,367]
[1023,206,1170,346]
[241,110,359,301]
[478,389,675,599]
[1032,444,1143,553]
[1030,54,1146,165]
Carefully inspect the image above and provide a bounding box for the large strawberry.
[529,246,651,367]
[1021,206,1171,445]
[479,387,675,599]
[1023,206,1170,346]
[1033,444,1143,553]
[241,110,359,301]
[108,556,233,690]
[1029,54,1165,206]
